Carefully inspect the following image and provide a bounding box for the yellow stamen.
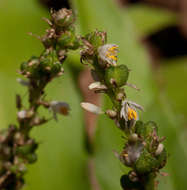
[128,107,137,120]
[123,153,128,157]
[108,55,117,61]
[59,107,69,115]
[108,46,117,51]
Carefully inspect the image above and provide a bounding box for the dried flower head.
[98,44,118,67]
[120,143,144,167]
[50,101,70,121]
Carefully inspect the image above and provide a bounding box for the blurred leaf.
[160,58,187,119]
[127,4,177,35]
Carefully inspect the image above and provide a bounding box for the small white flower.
[80,102,103,114]
[88,82,107,91]
[120,100,144,121]
[50,101,70,121]
[98,44,118,67]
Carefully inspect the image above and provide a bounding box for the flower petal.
[81,102,103,114]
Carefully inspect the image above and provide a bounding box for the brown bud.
[116,92,124,101]
[106,110,117,119]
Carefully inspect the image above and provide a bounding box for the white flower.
[120,100,144,121]
[98,44,118,66]
[50,101,70,121]
[80,102,103,114]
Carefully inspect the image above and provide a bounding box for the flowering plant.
[0,8,167,190]
[80,31,167,190]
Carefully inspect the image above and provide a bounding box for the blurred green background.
[0,0,187,189]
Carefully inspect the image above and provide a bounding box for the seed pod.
[39,50,63,78]
[134,148,158,174]
[57,30,80,50]
[106,109,117,119]
[128,133,138,144]
[20,56,39,76]
[135,121,158,138]
[51,8,75,29]
[84,30,106,49]
[105,65,129,87]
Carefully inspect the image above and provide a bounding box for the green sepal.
[104,65,129,87]
[134,148,158,174]
[57,29,80,50]
[156,148,167,169]
[84,30,106,49]
[16,143,38,156]
[135,121,158,138]
[25,153,37,164]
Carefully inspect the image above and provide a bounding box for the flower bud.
[84,30,106,49]
[134,148,158,174]
[106,109,117,119]
[105,65,129,87]
[128,133,138,143]
[16,143,38,155]
[57,30,80,50]
[156,147,167,169]
[26,153,37,163]
[17,110,33,120]
[116,92,125,101]
[135,121,158,138]
[88,82,107,91]
[155,143,164,156]
[20,56,39,77]
[81,102,103,114]
[51,8,75,29]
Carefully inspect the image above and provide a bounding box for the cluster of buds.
[0,8,77,189]
[80,30,167,190]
